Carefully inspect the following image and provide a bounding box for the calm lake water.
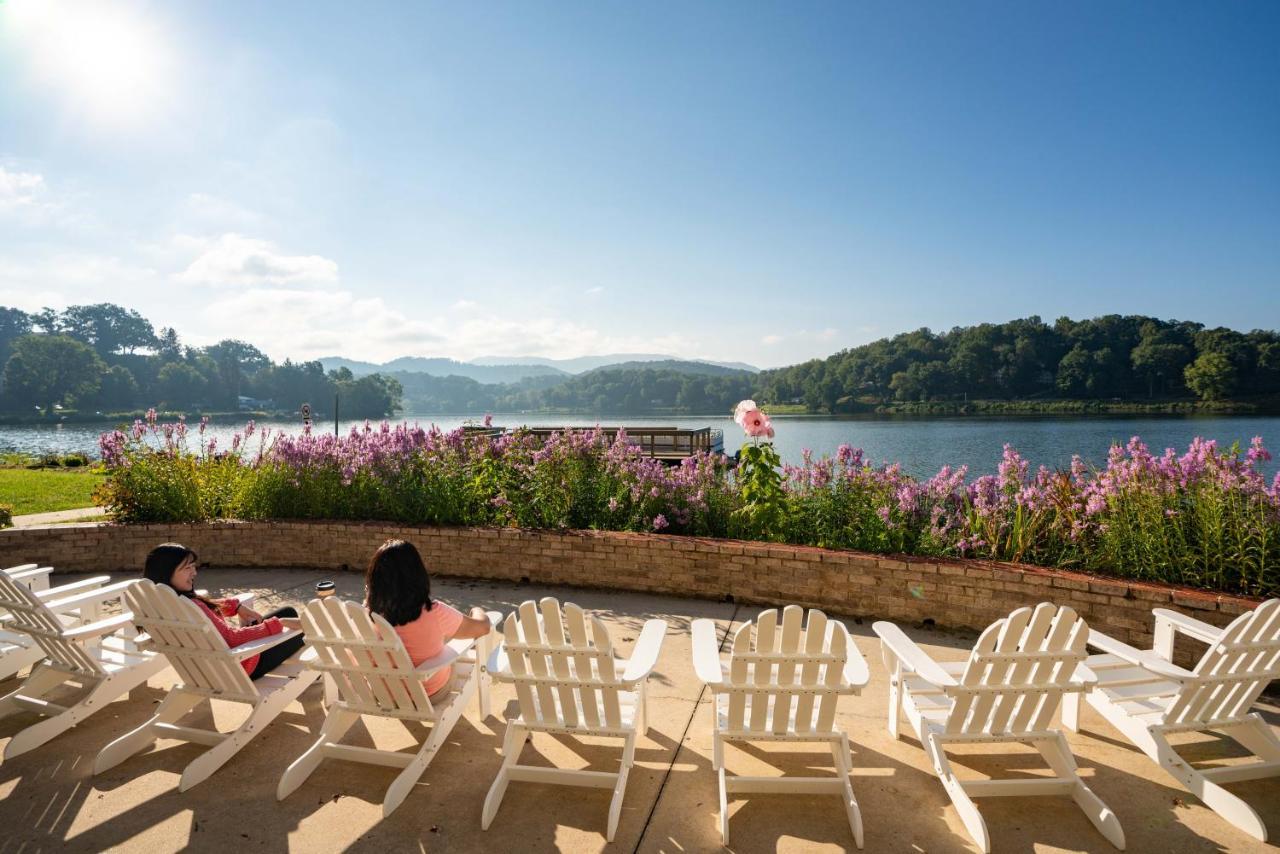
[3,413,1278,479]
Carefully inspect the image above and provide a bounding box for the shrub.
[0,503,12,529]
[95,414,1280,597]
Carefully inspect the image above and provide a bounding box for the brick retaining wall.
[0,521,1262,657]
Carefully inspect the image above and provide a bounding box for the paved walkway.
[10,506,107,527]
[0,568,1276,853]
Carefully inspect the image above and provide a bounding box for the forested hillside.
[0,304,402,419]
[755,315,1280,412]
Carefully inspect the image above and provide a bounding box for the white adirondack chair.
[691,605,870,847]
[1070,599,1280,842]
[277,597,499,817]
[874,603,1125,853]
[93,579,318,790]
[1,564,116,681]
[0,572,164,759]
[482,598,668,842]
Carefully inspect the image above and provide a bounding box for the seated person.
[143,543,305,680]
[364,539,491,695]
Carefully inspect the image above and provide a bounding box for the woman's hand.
[238,605,266,626]
[277,617,303,632]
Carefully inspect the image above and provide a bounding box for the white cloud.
[0,166,46,214]
[452,299,479,311]
[0,254,159,312]
[762,334,783,345]
[174,233,338,287]
[584,286,605,296]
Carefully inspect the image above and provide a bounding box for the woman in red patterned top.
[143,543,305,679]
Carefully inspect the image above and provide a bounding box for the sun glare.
[5,0,174,128]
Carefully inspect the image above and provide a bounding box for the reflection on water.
[2,413,1277,479]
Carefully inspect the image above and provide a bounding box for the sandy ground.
[1,567,1276,853]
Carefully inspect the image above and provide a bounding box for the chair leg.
[482,722,526,830]
[1062,691,1080,732]
[179,679,306,791]
[1223,715,1280,764]
[384,699,463,818]
[832,733,864,849]
[276,707,359,800]
[718,766,730,845]
[0,665,65,719]
[1153,729,1270,842]
[886,663,902,739]
[95,689,203,774]
[606,733,636,842]
[4,674,124,759]
[926,735,990,854]
[1035,733,1125,849]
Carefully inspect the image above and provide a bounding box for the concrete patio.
[1,568,1276,853]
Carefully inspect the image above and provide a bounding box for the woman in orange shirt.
[364,539,491,695]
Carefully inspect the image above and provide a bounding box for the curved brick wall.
[0,520,1260,656]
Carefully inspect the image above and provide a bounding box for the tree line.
[0,304,402,418]
[754,315,1280,411]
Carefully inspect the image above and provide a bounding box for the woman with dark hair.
[143,543,306,680]
[365,539,491,695]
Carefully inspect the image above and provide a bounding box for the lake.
[3,413,1278,479]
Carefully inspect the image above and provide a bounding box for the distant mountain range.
[319,354,759,385]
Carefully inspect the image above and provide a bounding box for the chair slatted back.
[299,597,436,716]
[946,603,1087,736]
[501,598,623,730]
[0,570,104,677]
[4,564,48,592]
[724,605,850,736]
[1163,598,1280,727]
[125,580,258,703]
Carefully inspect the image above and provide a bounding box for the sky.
[0,1,1277,368]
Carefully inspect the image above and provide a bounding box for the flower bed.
[94,410,1280,597]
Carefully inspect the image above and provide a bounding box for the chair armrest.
[227,628,304,660]
[195,590,256,612]
[8,565,51,590]
[485,643,510,680]
[3,563,40,576]
[42,579,137,612]
[1153,608,1224,645]
[872,621,957,687]
[1087,628,1195,681]
[62,612,136,640]
[414,644,464,678]
[622,619,668,684]
[691,619,724,686]
[37,575,110,602]
[835,623,870,690]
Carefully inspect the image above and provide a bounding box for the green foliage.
[1184,352,1237,401]
[0,503,12,529]
[2,334,105,413]
[732,442,787,541]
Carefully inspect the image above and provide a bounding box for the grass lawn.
[0,468,106,516]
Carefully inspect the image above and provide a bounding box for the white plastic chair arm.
[62,612,136,640]
[42,579,137,612]
[690,618,724,686]
[228,628,304,660]
[872,621,958,687]
[36,575,110,602]
[838,625,871,689]
[1152,608,1224,646]
[622,618,668,684]
[415,638,473,678]
[3,563,40,576]
[485,643,512,681]
[1086,628,1195,681]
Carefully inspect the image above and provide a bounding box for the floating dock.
[465,425,725,462]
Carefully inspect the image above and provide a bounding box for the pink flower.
[733,399,758,426]
[652,514,669,531]
[739,408,773,438]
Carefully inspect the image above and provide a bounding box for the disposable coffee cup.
[315,580,336,598]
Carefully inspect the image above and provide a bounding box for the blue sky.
[1,1,1276,367]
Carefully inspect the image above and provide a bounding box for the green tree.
[155,362,209,409]
[0,306,32,365]
[1,335,105,413]
[1184,352,1236,401]
[58,303,157,356]
[85,365,140,411]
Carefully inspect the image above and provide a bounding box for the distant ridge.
[469,353,760,374]
[320,353,760,384]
